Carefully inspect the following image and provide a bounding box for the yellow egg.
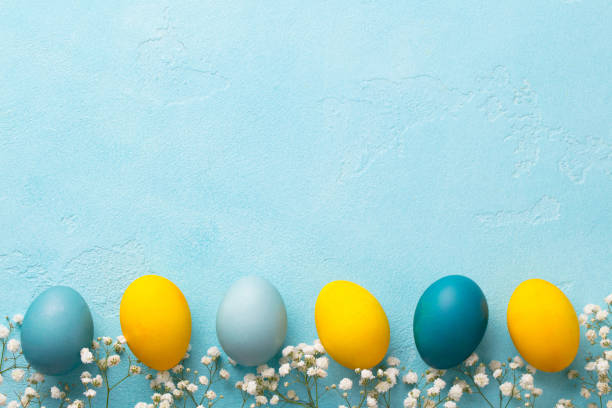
[120,275,191,370]
[315,280,389,369]
[507,279,579,372]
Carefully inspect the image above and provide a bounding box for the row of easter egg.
[19,274,580,377]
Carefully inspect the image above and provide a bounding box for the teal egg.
[21,286,94,376]
[413,275,488,369]
[216,276,287,366]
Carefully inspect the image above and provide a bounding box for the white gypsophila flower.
[448,384,463,401]
[29,372,44,384]
[117,335,126,344]
[207,346,221,358]
[444,402,457,408]
[584,304,601,314]
[361,369,374,381]
[198,375,209,386]
[171,364,184,374]
[387,356,400,367]
[84,389,96,399]
[50,386,61,399]
[585,362,596,371]
[261,366,275,378]
[255,395,267,405]
[464,353,479,367]
[201,356,212,366]
[220,368,230,380]
[246,381,257,395]
[270,395,280,405]
[568,370,580,379]
[403,371,418,384]
[80,348,94,364]
[427,385,440,397]
[366,395,377,407]
[282,346,294,357]
[596,358,610,374]
[493,368,502,378]
[130,365,142,375]
[316,356,329,369]
[512,356,524,368]
[403,396,417,408]
[6,339,19,353]
[375,381,392,393]
[602,338,612,347]
[339,378,353,390]
[186,384,198,393]
[7,401,17,408]
[579,314,588,325]
[600,326,610,338]
[581,387,591,398]
[92,375,103,387]
[12,315,23,325]
[0,393,5,406]
[519,374,534,390]
[605,294,612,305]
[205,390,216,400]
[597,381,610,394]
[473,373,489,388]
[605,350,612,360]
[532,387,542,396]
[102,337,113,346]
[107,354,120,367]
[499,382,513,396]
[279,363,291,377]
[596,310,609,321]
[11,369,24,382]
[433,378,446,390]
[0,325,9,339]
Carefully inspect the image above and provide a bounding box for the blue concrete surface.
[1,0,611,405]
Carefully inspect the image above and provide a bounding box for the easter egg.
[21,286,94,376]
[120,275,191,370]
[216,276,287,366]
[315,280,389,369]
[507,279,579,372]
[413,275,488,369]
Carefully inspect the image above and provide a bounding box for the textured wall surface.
[1,0,611,405]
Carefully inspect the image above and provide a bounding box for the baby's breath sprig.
[237,340,330,407]
[400,367,467,408]
[135,344,232,408]
[79,335,142,408]
[333,356,401,408]
[453,353,542,408]
[562,294,612,408]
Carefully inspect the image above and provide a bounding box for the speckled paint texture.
[0,0,611,405]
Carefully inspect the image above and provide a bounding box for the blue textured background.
[1,0,611,405]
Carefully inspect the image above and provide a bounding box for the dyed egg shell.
[315,280,389,369]
[120,275,191,370]
[21,286,94,376]
[216,276,287,366]
[413,275,488,369]
[507,279,579,372]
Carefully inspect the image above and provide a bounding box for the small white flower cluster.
[400,366,468,408]
[456,353,542,408]
[236,340,327,407]
[334,356,401,408]
[78,335,141,408]
[562,294,612,408]
[135,345,231,408]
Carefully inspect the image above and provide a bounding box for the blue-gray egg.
[21,286,94,376]
[216,276,287,366]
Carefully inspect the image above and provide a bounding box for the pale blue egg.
[21,286,94,376]
[216,276,287,366]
